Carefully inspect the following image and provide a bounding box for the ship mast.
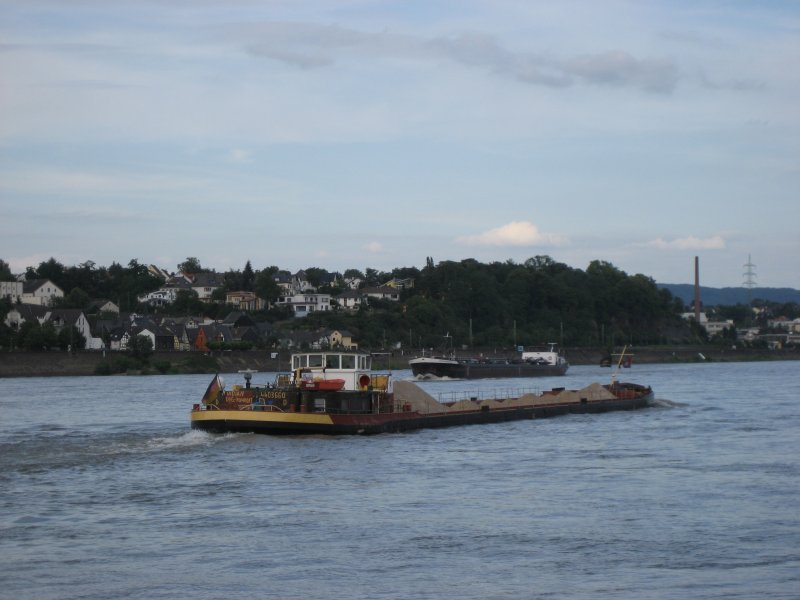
[610,345,628,385]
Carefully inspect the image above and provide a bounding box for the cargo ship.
[190,349,653,435]
[409,342,568,379]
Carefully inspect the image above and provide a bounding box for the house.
[87,299,120,315]
[336,290,366,311]
[273,270,314,295]
[362,286,400,302]
[1,281,23,303]
[189,272,224,302]
[221,311,258,329]
[329,329,358,349]
[277,329,330,350]
[768,317,800,333]
[148,265,171,280]
[134,328,157,351]
[3,304,49,329]
[343,276,363,290]
[225,291,265,312]
[736,328,760,343]
[318,272,342,288]
[385,277,414,290]
[272,271,294,294]
[138,288,178,307]
[109,328,131,351]
[705,319,735,337]
[47,309,100,349]
[276,293,332,317]
[21,279,64,306]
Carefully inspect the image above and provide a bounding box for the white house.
[276,293,332,317]
[336,290,366,311]
[3,304,49,329]
[47,309,105,350]
[138,288,179,307]
[362,286,400,302]
[705,319,735,337]
[189,272,223,302]
[21,279,64,306]
[0,281,23,303]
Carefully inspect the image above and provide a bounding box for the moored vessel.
[190,349,652,435]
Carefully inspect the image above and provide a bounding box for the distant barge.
[190,350,653,435]
[409,342,568,379]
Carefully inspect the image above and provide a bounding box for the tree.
[255,270,281,303]
[58,325,86,350]
[58,287,91,309]
[29,257,65,285]
[170,289,204,315]
[304,267,329,288]
[0,259,14,281]
[343,268,364,280]
[242,260,255,291]
[128,334,153,361]
[178,257,203,274]
[18,321,59,350]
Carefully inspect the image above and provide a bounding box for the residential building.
[329,329,358,349]
[188,272,224,302]
[3,304,49,329]
[362,286,400,302]
[385,277,414,290]
[225,291,265,311]
[276,293,332,317]
[336,290,366,311]
[21,279,64,306]
[1,281,23,303]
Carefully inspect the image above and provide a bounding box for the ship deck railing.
[434,386,542,405]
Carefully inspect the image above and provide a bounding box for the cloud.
[564,51,678,94]
[456,221,568,247]
[232,22,679,93]
[365,241,383,253]
[227,148,252,163]
[646,235,726,250]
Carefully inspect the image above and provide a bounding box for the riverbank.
[0,345,797,377]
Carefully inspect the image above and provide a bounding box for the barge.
[190,350,653,435]
[409,342,568,379]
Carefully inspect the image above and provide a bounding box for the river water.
[1,361,798,599]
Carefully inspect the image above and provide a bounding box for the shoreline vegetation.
[0,346,797,378]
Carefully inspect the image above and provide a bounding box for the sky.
[1,1,798,288]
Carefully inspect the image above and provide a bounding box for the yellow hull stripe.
[191,410,334,426]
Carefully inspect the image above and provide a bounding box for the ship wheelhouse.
[290,350,389,393]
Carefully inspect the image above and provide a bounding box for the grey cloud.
[231,22,679,93]
[564,51,679,94]
[698,71,765,91]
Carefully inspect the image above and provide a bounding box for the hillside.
[659,284,800,306]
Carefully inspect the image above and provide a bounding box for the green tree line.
[3,254,756,350]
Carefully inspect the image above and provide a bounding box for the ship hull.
[410,360,568,379]
[191,391,651,435]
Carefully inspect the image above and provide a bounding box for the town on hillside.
[1,256,799,356]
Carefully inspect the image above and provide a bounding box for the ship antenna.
[611,345,628,386]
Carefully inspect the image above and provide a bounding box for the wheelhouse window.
[292,355,308,369]
[341,354,355,369]
[308,354,323,368]
[325,354,340,369]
